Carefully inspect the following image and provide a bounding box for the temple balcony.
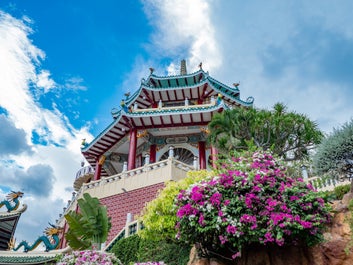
[130,96,218,114]
[74,165,95,192]
[57,158,195,226]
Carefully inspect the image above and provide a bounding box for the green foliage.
[334,184,351,200]
[110,235,140,265]
[64,193,111,250]
[208,103,323,161]
[137,238,191,265]
[175,151,331,260]
[139,170,214,241]
[109,235,191,265]
[313,119,353,180]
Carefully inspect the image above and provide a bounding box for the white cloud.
[36,70,56,92]
[143,0,221,72]
[0,11,93,243]
[64,76,87,91]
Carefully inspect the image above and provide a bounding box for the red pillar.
[128,128,137,170]
[93,155,105,181]
[198,141,206,169]
[211,145,218,169]
[149,144,157,163]
[93,157,103,181]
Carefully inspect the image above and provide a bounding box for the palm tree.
[208,103,323,161]
[64,193,111,250]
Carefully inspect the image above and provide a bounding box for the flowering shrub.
[175,151,331,259]
[56,249,118,265]
[134,261,167,265]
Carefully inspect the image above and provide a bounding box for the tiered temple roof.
[79,61,254,185]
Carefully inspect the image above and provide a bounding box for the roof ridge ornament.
[180,59,187,75]
[149,67,154,74]
[233,82,240,87]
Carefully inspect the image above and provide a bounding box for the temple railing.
[75,166,95,180]
[57,158,194,225]
[130,97,218,113]
[306,175,351,192]
[74,165,95,191]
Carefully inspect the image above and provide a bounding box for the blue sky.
[1,0,353,245]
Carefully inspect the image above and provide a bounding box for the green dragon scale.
[12,224,63,252]
[0,191,23,212]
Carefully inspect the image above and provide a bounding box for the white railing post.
[193,156,198,170]
[169,146,174,158]
[145,154,150,165]
[123,161,128,172]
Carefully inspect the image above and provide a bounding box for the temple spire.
[180,59,187,75]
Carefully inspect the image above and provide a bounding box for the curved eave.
[81,102,229,168]
[124,77,252,110]
[147,69,205,84]
[207,80,254,107]
[124,70,206,107]
[0,205,27,251]
[126,101,228,117]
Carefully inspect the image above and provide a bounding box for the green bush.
[139,170,214,241]
[109,235,191,265]
[137,239,191,265]
[334,184,351,200]
[110,235,140,265]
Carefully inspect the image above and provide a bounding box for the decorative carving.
[0,191,23,212]
[137,130,148,138]
[12,224,63,252]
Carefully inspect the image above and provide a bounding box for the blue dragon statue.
[12,223,63,252]
[0,191,23,212]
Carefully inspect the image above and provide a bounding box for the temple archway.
[159,147,195,165]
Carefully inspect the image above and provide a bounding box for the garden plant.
[175,150,331,260]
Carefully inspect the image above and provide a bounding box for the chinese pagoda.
[58,60,254,248]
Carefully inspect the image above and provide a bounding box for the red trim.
[128,129,137,170]
[199,141,206,169]
[93,159,102,181]
[150,144,156,163]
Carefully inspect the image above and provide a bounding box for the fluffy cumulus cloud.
[0,114,32,156]
[0,11,92,243]
[142,0,221,73]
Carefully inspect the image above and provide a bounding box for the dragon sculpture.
[12,223,63,252]
[0,191,23,212]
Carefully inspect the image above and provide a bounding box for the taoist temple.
[59,60,254,248]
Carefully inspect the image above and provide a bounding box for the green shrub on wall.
[137,239,191,265]
[110,235,140,265]
[334,184,351,200]
[109,235,191,265]
[139,170,214,241]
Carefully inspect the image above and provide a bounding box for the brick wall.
[100,182,165,244]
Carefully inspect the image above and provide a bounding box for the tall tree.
[65,193,111,250]
[208,103,323,161]
[313,119,353,191]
